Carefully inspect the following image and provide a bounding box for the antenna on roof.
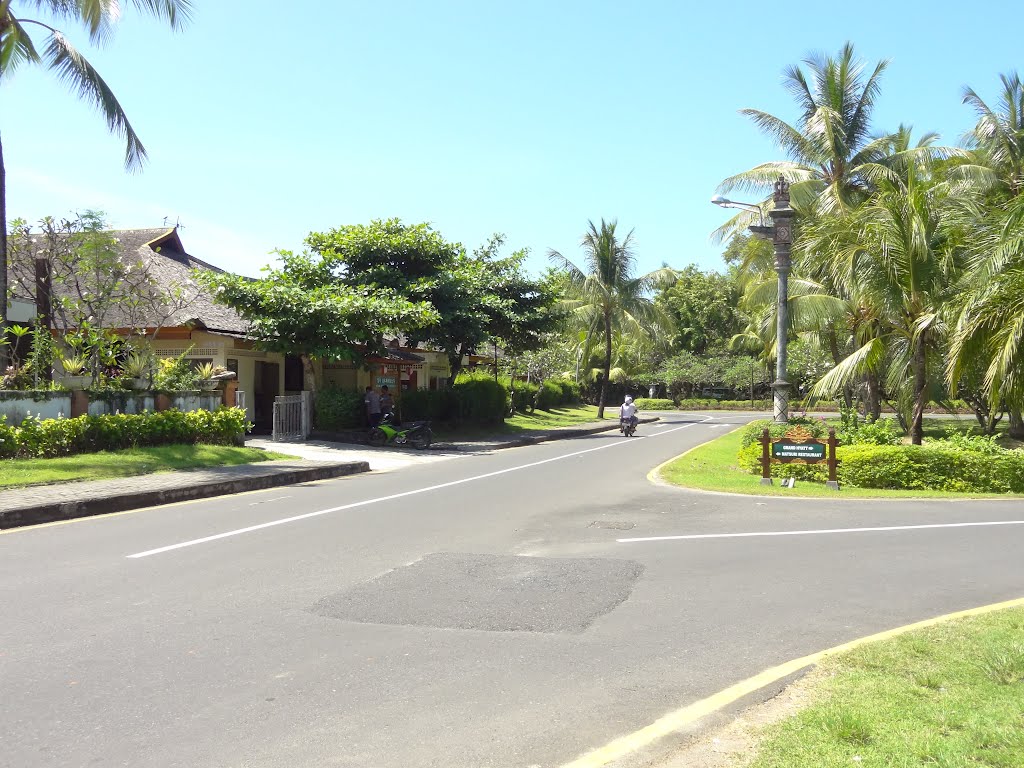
[175,216,185,230]
[162,216,169,227]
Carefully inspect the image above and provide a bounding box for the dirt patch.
[650,667,829,768]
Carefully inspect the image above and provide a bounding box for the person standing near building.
[380,385,394,420]
[364,385,381,427]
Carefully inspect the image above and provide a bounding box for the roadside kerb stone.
[0,459,369,530]
[432,415,662,452]
[314,415,660,452]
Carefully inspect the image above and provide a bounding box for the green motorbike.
[368,413,433,450]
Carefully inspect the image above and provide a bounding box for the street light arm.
[710,196,765,226]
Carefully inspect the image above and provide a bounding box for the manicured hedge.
[736,422,1024,492]
[837,444,1024,493]
[402,374,507,424]
[678,398,773,410]
[535,380,563,411]
[315,387,364,430]
[0,408,248,459]
[633,398,675,410]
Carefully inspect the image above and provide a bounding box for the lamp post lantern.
[712,176,794,423]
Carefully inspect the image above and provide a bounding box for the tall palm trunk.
[827,328,852,409]
[598,309,611,419]
[1009,407,1024,440]
[865,370,882,421]
[910,338,926,445]
[0,129,8,370]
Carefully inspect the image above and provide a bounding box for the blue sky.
[3,1,1020,278]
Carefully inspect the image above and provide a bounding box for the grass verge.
[747,607,1024,767]
[0,445,295,488]
[435,404,604,440]
[656,427,1024,499]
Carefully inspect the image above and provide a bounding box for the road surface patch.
[310,553,644,633]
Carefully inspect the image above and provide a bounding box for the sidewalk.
[0,457,369,530]
[313,414,661,452]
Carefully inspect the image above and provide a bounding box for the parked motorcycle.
[368,413,433,450]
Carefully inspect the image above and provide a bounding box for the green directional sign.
[772,441,826,461]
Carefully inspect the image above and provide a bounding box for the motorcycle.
[368,413,433,450]
[619,416,637,437]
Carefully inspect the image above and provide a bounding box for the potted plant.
[121,352,152,390]
[58,354,91,389]
[195,362,220,391]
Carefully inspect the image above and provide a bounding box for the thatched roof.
[8,227,248,334]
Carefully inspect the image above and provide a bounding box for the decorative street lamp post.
[712,176,794,423]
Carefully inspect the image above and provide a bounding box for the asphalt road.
[2,412,1022,768]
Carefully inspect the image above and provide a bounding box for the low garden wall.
[1,390,224,423]
[0,391,72,422]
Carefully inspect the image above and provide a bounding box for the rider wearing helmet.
[619,396,638,431]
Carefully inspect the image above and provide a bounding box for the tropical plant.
[948,72,1024,437]
[0,1,194,364]
[194,362,217,381]
[810,157,967,444]
[58,353,87,376]
[715,42,895,236]
[121,351,151,379]
[548,219,673,417]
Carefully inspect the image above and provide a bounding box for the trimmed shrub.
[315,387,364,430]
[535,380,563,411]
[502,377,538,413]
[401,389,456,422]
[837,444,1024,493]
[0,407,248,459]
[633,398,674,410]
[452,373,507,424]
[677,398,773,410]
[557,380,581,405]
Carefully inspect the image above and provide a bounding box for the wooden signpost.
[760,425,840,490]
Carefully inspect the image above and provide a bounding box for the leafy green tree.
[655,266,742,354]
[306,220,558,385]
[549,219,673,417]
[0,0,193,364]
[201,250,439,394]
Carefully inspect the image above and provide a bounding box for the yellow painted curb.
[559,596,1024,768]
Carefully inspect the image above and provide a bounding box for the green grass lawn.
[434,404,605,440]
[657,427,1024,499]
[0,445,295,489]
[748,607,1024,767]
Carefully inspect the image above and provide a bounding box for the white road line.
[618,520,1024,543]
[127,417,715,559]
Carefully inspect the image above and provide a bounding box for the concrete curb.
[0,461,370,530]
[432,415,662,452]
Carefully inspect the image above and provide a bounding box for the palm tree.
[811,159,966,444]
[0,1,193,364]
[549,219,672,418]
[715,43,894,239]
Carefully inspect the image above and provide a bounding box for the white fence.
[272,392,311,441]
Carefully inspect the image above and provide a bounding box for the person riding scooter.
[619,396,638,435]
